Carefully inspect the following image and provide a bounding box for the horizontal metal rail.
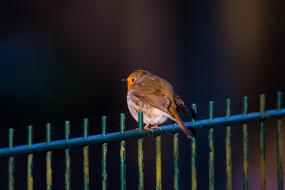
[0,108,285,158]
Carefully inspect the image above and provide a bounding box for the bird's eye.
[132,78,135,82]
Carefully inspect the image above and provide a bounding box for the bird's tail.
[169,107,194,139]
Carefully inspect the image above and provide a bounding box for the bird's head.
[123,70,151,91]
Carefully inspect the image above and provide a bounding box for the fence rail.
[0,92,284,190]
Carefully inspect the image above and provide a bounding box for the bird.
[124,70,195,139]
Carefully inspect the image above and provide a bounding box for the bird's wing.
[175,95,190,114]
[132,77,172,115]
[175,94,197,121]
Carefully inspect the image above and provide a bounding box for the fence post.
[27,125,33,190]
[260,94,266,190]
[83,118,89,190]
[46,123,52,190]
[276,92,283,190]
[120,113,126,190]
[8,128,15,190]
[242,97,249,190]
[191,104,197,190]
[138,112,144,190]
[102,116,108,190]
[209,101,215,190]
[64,121,71,190]
[225,99,232,190]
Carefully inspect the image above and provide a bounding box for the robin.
[123,70,195,139]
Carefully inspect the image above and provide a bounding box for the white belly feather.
[127,91,170,125]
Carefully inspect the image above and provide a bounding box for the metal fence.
[0,92,284,190]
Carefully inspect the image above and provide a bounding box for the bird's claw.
[150,125,160,130]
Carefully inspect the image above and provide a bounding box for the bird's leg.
[143,123,152,131]
[150,125,160,129]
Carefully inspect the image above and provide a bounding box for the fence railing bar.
[8,128,15,190]
[209,101,215,190]
[46,123,52,190]
[27,125,33,190]
[191,104,197,190]
[173,132,180,190]
[225,99,232,190]
[1,109,285,158]
[242,96,249,190]
[102,116,108,190]
[155,134,162,190]
[260,94,266,190]
[138,112,144,190]
[64,121,71,190]
[120,113,126,190]
[83,118,89,190]
[276,92,283,190]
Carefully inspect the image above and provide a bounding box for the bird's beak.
[122,78,127,82]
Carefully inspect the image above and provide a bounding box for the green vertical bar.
[46,123,52,190]
[276,92,283,190]
[120,113,126,190]
[260,94,266,190]
[138,112,144,190]
[191,104,197,190]
[83,118,89,190]
[102,116,108,190]
[225,99,232,190]
[173,133,180,190]
[27,125,33,190]
[65,121,71,190]
[208,101,215,190]
[155,135,162,190]
[8,128,15,190]
[242,97,249,190]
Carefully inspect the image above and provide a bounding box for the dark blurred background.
[0,0,284,189]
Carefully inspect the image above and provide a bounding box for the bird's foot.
[143,124,152,131]
[150,125,160,130]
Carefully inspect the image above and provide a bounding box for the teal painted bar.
[191,104,197,190]
[8,128,15,190]
[155,135,162,190]
[138,112,144,190]
[46,124,52,190]
[260,94,266,190]
[209,101,214,190]
[225,99,232,190]
[242,97,249,190]
[27,125,33,190]
[83,118,89,190]
[173,133,180,190]
[120,113,126,190]
[1,109,285,157]
[276,92,283,190]
[64,121,71,190]
[102,116,108,190]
